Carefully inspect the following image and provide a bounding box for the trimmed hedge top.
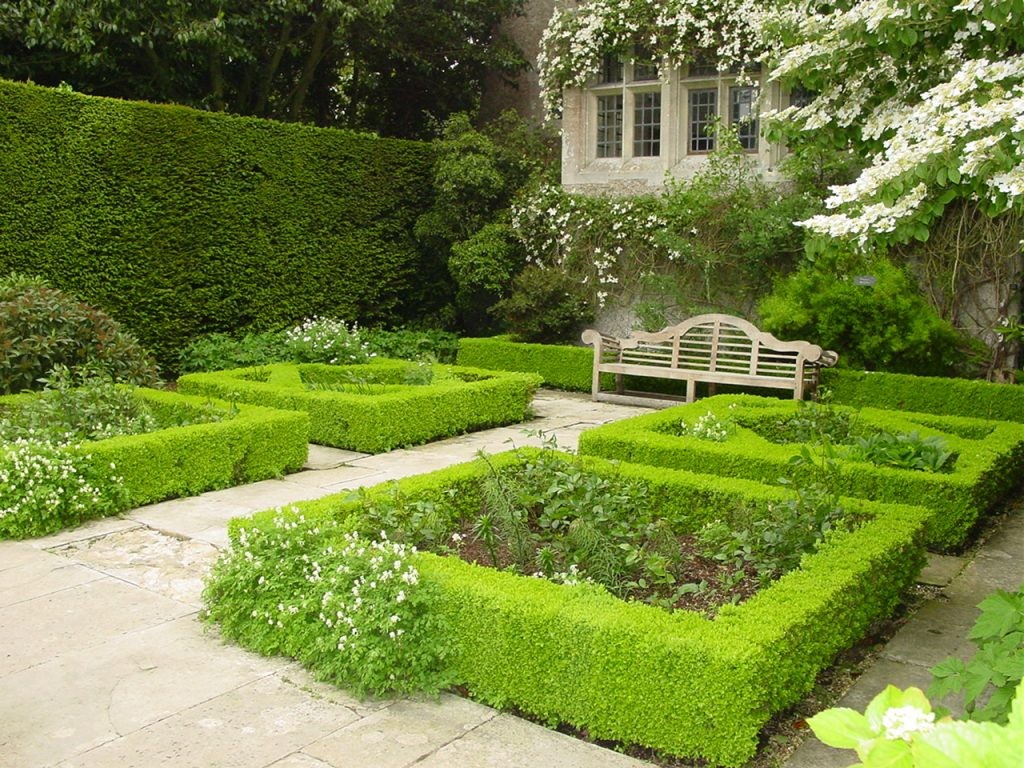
[177,360,541,452]
[577,395,1024,551]
[219,449,929,766]
[0,79,443,370]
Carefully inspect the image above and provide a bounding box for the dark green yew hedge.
[219,450,929,766]
[0,79,443,371]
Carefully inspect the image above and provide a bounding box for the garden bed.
[207,449,930,766]
[177,360,542,452]
[0,387,308,538]
[577,395,1024,551]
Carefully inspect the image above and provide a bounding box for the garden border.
[577,395,1024,550]
[220,450,930,766]
[178,360,542,453]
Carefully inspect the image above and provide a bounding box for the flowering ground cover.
[178,360,541,452]
[204,449,931,766]
[578,395,1024,551]
[0,386,308,538]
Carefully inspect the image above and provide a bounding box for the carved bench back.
[614,314,826,380]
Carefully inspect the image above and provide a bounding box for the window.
[689,88,717,153]
[730,86,758,151]
[789,86,815,108]
[591,49,662,161]
[633,92,661,156]
[596,94,623,157]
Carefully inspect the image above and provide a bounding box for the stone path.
[1,389,1020,768]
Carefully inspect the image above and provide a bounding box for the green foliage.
[578,395,1024,550]
[755,396,856,445]
[0,367,158,444]
[0,80,441,371]
[282,317,373,365]
[699,447,848,588]
[178,331,287,373]
[416,111,558,333]
[203,512,451,696]
[177,361,541,453]
[847,431,955,473]
[456,336,595,391]
[759,254,969,376]
[361,328,459,363]
[491,265,594,344]
[0,0,525,139]
[219,450,930,766]
[930,587,1024,724]
[0,438,127,539]
[0,273,158,394]
[808,683,1024,768]
[823,368,1024,424]
[678,409,734,442]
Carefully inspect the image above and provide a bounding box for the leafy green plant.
[361,328,459,363]
[0,273,159,394]
[203,510,451,697]
[930,587,1024,724]
[758,395,856,445]
[678,410,734,442]
[490,265,594,344]
[758,254,969,376]
[807,683,1024,768]
[845,431,955,473]
[0,366,158,444]
[698,446,848,588]
[178,330,288,373]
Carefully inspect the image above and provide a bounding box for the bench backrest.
[614,314,827,381]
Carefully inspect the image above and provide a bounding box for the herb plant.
[845,430,955,473]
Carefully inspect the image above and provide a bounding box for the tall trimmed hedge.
[0,80,444,371]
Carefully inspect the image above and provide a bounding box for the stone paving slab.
[0,553,102,608]
[0,577,193,677]
[0,616,285,767]
[917,553,965,587]
[130,496,254,541]
[56,673,363,768]
[305,445,368,471]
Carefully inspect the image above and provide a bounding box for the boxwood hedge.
[177,360,541,453]
[577,395,1024,550]
[217,450,929,767]
[0,388,308,535]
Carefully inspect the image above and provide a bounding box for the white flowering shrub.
[0,439,126,538]
[538,0,765,116]
[283,317,373,365]
[203,510,450,696]
[758,0,1024,249]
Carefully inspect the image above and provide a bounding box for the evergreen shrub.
[178,361,541,452]
[577,395,1024,550]
[210,451,930,767]
[0,80,441,370]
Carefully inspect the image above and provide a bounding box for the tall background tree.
[0,0,526,135]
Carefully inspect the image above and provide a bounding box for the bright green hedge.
[577,395,1024,551]
[0,388,308,529]
[223,450,929,766]
[178,360,541,452]
[0,79,443,371]
[457,336,595,391]
[824,368,1024,423]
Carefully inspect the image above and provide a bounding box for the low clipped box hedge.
[577,395,1024,551]
[457,335,595,391]
[178,360,541,453]
[218,451,930,767]
[823,368,1024,423]
[0,388,308,536]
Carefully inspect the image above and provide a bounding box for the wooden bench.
[581,314,838,406]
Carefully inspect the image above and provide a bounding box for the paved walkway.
[1,390,1020,768]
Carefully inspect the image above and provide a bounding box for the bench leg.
[686,379,696,403]
[615,373,624,394]
[707,382,717,398]
[591,365,601,401]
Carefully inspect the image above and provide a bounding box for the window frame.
[588,51,666,165]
